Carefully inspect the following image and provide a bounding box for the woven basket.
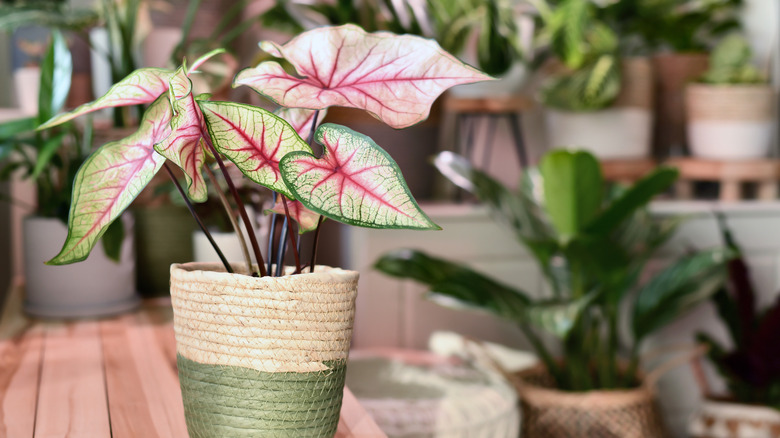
[686,84,776,122]
[169,262,359,438]
[513,365,668,438]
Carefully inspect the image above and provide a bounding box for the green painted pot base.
[177,354,346,438]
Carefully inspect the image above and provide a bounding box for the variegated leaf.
[234,24,492,129]
[200,101,311,198]
[275,107,327,142]
[279,123,439,230]
[47,97,172,265]
[265,196,322,233]
[153,67,208,202]
[39,68,173,129]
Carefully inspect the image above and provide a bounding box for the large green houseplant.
[40,24,490,436]
[376,150,731,436]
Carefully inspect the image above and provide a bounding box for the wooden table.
[0,284,386,437]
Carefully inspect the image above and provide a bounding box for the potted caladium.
[40,24,489,437]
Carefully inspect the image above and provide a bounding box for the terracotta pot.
[652,53,710,158]
[685,84,776,160]
[169,262,358,437]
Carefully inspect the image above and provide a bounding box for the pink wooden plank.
[336,387,387,437]
[0,325,44,438]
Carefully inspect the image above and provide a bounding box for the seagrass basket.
[169,262,359,438]
[513,365,668,438]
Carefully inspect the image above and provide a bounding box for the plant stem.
[275,218,289,277]
[280,196,302,273]
[307,110,320,146]
[203,165,253,274]
[520,324,562,386]
[202,135,266,276]
[267,192,279,276]
[309,216,325,272]
[163,162,232,274]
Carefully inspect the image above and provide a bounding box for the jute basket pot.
[513,364,668,438]
[689,397,780,437]
[686,84,777,160]
[169,262,359,437]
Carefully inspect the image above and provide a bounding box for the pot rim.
[171,261,359,283]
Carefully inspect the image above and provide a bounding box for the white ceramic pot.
[686,84,776,160]
[545,58,654,159]
[23,216,139,318]
[689,398,780,437]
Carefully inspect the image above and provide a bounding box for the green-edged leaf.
[632,248,733,341]
[47,97,172,265]
[585,166,678,235]
[275,107,327,142]
[153,68,207,202]
[525,290,599,339]
[541,150,603,240]
[39,68,173,129]
[280,123,439,230]
[235,24,492,129]
[374,249,530,321]
[200,101,311,198]
[100,217,124,262]
[264,197,322,234]
[38,30,72,125]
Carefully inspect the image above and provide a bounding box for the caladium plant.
[42,24,491,277]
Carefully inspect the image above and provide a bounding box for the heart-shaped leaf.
[265,197,322,233]
[280,123,439,230]
[47,97,172,265]
[234,24,492,129]
[275,107,327,141]
[39,68,173,129]
[153,68,208,202]
[200,101,312,198]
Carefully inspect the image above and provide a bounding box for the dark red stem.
[281,196,302,274]
[309,216,325,273]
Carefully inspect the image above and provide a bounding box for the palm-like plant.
[376,150,731,391]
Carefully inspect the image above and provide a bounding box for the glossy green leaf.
[264,196,322,234]
[632,248,732,341]
[235,24,492,129]
[0,117,36,140]
[374,249,530,321]
[39,68,173,129]
[525,290,599,339]
[200,101,312,199]
[38,30,72,125]
[47,97,172,265]
[153,68,208,202]
[31,132,67,179]
[280,123,439,230]
[585,166,678,235]
[541,150,603,240]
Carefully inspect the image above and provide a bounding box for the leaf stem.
[203,164,253,275]
[281,196,302,274]
[163,162,232,274]
[307,110,320,146]
[202,135,266,276]
[267,192,279,276]
[309,216,325,272]
[275,217,289,277]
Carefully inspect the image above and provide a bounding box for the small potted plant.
[0,31,137,318]
[530,0,654,159]
[376,149,731,436]
[685,34,775,160]
[40,24,489,436]
[690,215,780,437]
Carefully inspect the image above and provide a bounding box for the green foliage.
[376,150,730,391]
[0,1,98,31]
[700,34,766,85]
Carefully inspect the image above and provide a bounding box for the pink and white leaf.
[279,123,440,230]
[47,97,172,265]
[153,68,208,202]
[200,101,312,198]
[275,107,327,141]
[40,68,173,129]
[264,197,322,234]
[234,24,492,129]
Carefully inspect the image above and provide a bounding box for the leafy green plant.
[696,215,780,409]
[530,0,621,111]
[375,150,732,391]
[39,25,490,277]
[698,34,766,85]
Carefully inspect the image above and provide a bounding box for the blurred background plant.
[697,33,766,85]
[376,150,732,391]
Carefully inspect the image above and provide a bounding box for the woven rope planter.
[514,365,668,438]
[170,263,359,437]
